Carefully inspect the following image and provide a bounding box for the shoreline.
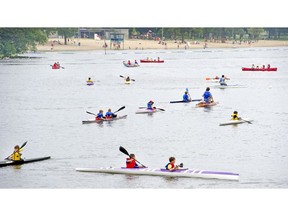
[37,38,288,52]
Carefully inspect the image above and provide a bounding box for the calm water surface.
[0,47,288,188]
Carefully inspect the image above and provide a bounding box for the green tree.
[247,28,265,40]
[56,28,78,45]
[0,28,47,58]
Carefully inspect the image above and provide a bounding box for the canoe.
[219,118,253,126]
[213,84,246,89]
[135,108,163,114]
[242,67,277,71]
[0,156,51,168]
[82,115,127,124]
[86,81,94,86]
[75,167,239,181]
[140,60,164,63]
[123,61,140,67]
[196,101,218,108]
[170,99,202,103]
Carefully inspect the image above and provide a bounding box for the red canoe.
[242,67,277,71]
[140,59,164,63]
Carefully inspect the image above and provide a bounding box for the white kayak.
[213,84,246,89]
[75,167,239,181]
[135,108,164,114]
[219,118,253,126]
[82,115,127,124]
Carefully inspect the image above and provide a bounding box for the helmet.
[149,100,153,103]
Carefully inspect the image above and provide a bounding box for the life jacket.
[219,77,225,84]
[126,158,138,168]
[165,162,175,170]
[183,94,189,101]
[203,91,211,100]
[11,152,21,161]
[231,114,239,120]
[147,102,153,109]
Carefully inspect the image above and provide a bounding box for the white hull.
[82,115,127,124]
[219,118,253,126]
[75,167,239,181]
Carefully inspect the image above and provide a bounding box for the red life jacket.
[165,162,175,170]
[126,158,136,168]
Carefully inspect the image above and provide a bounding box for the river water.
[0,46,288,189]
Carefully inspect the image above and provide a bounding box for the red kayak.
[51,65,60,69]
[140,59,164,63]
[242,67,277,71]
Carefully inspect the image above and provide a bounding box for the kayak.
[242,67,277,71]
[213,84,246,89]
[86,81,94,86]
[219,118,253,126]
[135,108,164,114]
[75,167,239,181]
[170,99,202,103]
[196,101,218,108]
[140,60,164,63]
[82,115,127,124]
[51,65,60,69]
[0,156,51,168]
[123,61,140,67]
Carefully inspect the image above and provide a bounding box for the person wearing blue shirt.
[202,87,214,104]
[105,108,117,119]
[147,100,154,110]
[219,75,229,86]
[183,91,191,102]
[96,110,105,120]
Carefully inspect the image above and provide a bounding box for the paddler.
[165,157,180,171]
[126,154,142,168]
[126,76,130,82]
[105,108,117,119]
[147,100,155,110]
[219,75,229,86]
[8,145,22,161]
[202,87,214,104]
[96,110,106,120]
[87,77,93,83]
[231,111,241,120]
[183,91,191,102]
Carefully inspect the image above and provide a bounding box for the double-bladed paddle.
[86,106,126,116]
[50,65,65,69]
[241,118,252,124]
[119,146,147,168]
[120,75,135,81]
[5,141,28,160]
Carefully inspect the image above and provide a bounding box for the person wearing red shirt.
[126,154,142,168]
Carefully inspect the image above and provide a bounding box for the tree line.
[1,28,288,58]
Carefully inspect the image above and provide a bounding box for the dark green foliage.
[0,28,47,58]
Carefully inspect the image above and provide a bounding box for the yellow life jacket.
[11,152,21,161]
[231,114,239,120]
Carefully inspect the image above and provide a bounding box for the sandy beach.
[37,38,288,52]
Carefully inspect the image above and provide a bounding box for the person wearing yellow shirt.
[9,145,22,161]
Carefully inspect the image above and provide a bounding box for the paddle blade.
[86,111,97,116]
[119,146,129,156]
[157,108,165,111]
[20,141,28,150]
[186,88,189,92]
[120,75,124,78]
[114,106,125,113]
